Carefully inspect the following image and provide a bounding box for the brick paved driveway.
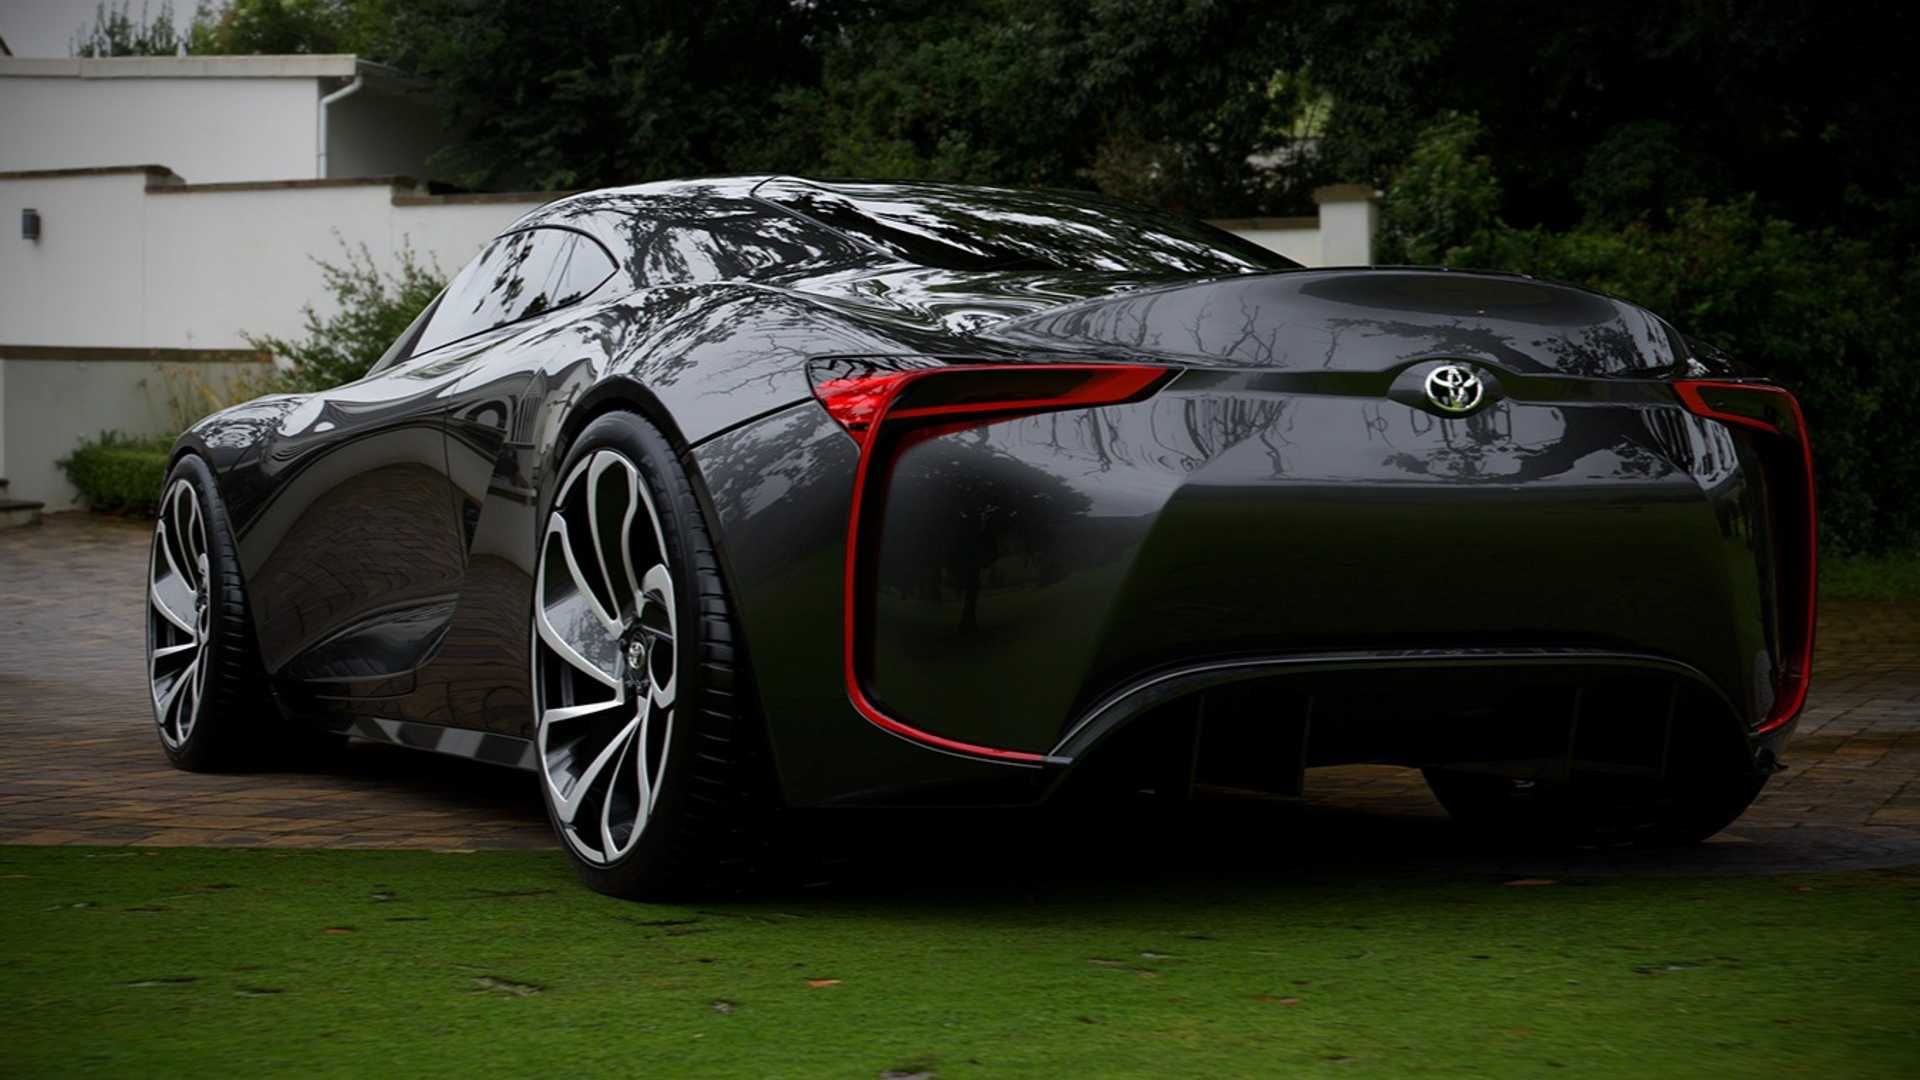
[2,511,1916,876]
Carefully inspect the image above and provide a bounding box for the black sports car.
[149,177,1815,897]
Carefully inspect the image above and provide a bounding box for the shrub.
[59,432,175,516]
[248,240,445,393]
[1379,116,1920,555]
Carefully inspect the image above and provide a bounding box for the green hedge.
[58,432,174,515]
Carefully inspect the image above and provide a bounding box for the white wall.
[0,356,272,510]
[0,171,549,506]
[0,170,151,348]
[145,185,550,347]
[0,70,320,183]
[0,171,548,351]
[0,57,448,185]
[1312,185,1380,266]
[1219,221,1320,266]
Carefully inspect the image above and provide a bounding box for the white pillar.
[1313,184,1380,266]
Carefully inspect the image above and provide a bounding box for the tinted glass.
[525,187,876,289]
[366,293,439,376]
[415,228,615,354]
[757,178,1297,275]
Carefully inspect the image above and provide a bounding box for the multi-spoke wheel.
[535,449,679,865]
[146,455,269,770]
[532,412,770,898]
[149,479,211,751]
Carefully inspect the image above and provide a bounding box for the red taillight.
[814,363,1169,442]
[818,362,1175,764]
[814,373,911,434]
[1673,380,1816,733]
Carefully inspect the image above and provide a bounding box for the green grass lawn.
[1822,550,1920,602]
[2,846,1916,1077]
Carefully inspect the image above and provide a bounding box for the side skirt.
[342,716,538,772]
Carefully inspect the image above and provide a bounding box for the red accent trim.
[1672,380,1817,734]
[814,373,911,433]
[822,363,1172,764]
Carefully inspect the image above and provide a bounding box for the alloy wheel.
[533,450,678,865]
[147,479,211,750]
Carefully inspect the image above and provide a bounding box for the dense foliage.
[246,243,446,393]
[58,432,174,515]
[73,0,386,57]
[76,1,1920,227]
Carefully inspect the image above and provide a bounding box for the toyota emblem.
[1424,364,1485,414]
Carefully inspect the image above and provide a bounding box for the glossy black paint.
[177,176,1802,807]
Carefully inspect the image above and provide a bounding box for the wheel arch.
[534,386,790,817]
[556,375,694,464]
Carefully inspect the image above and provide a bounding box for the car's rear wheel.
[532,411,771,899]
[147,455,271,771]
[1422,763,1767,847]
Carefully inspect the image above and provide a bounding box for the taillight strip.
[818,363,1172,764]
[1672,380,1816,734]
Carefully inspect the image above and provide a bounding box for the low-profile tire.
[146,454,272,771]
[1422,764,1767,848]
[531,410,773,900]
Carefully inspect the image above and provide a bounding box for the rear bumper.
[1052,649,1736,761]
[693,370,1802,807]
[866,373,1788,753]
[1049,647,1786,803]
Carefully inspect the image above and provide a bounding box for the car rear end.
[807,269,1812,816]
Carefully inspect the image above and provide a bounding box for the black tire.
[146,454,272,771]
[1422,765,1767,848]
[533,411,773,900]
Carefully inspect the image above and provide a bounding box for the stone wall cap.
[1312,183,1382,205]
[0,54,366,79]
[1207,215,1320,231]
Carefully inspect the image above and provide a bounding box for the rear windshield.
[755,178,1297,276]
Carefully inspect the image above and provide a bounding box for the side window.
[413,227,615,355]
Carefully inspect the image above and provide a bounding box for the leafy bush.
[1379,116,1920,555]
[59,432,175,516]
[247,241,444,393]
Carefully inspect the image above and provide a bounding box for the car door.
[402,226,620,734]
[250,227,615,713]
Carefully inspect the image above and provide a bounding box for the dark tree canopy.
[1299,0,1920,234]
[373,0,840,191]
[106,1,1920,233]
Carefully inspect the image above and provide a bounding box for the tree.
[189,0,383,55]
[376,0,840,191]
[72,0,191,56]
[1293,0,1920,235]
[72,0,387,58]
[792,0,1315,216]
